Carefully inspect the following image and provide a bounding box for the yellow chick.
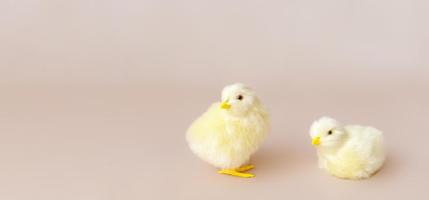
[186,83,269,178]
[310,117,385,179]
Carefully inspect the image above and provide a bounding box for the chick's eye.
[328,130,333,135]
[237,95,243,100]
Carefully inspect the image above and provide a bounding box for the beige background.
[1,0,429,199]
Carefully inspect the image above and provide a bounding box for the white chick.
[310,117,385,179]
[186,83,269,178]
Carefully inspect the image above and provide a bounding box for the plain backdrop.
[1,1,428,200]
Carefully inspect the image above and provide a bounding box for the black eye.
[237,95,243,100]
[328,130,333,135]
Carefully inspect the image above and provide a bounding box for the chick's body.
[311,117,385,179]
[187,83,269,177]
[187,103,268,169]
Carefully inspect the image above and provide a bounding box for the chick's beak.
[312,136,321,146]
[220,100,231,110]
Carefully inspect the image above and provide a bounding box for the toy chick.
[187,83,269,178]
[310,117,385,179]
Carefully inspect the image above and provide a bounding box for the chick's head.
[310,117,346,148]
[219,83,259,117]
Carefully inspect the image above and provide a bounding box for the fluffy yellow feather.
[310,117,385,179]
[187,83,269,178]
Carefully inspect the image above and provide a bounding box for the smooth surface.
[1,70,429,200]
[1,1,429,199]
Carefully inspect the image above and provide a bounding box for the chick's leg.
[218,169,255,178]
[236,164,254,172]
